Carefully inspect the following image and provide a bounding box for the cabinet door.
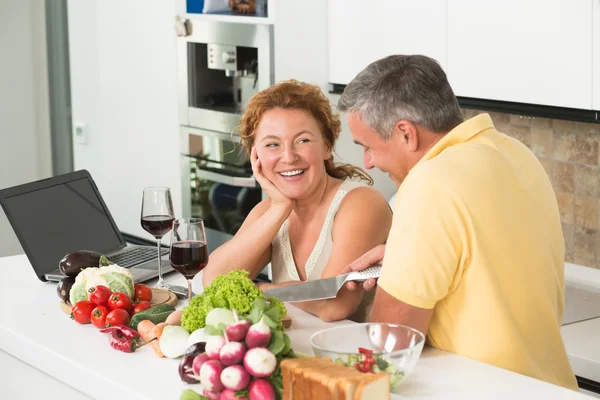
[328,0,447,85]
[594,0,600,110]
[448,0,592,110]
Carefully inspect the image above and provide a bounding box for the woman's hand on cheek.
[251,147,295,212]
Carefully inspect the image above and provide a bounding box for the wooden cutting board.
[60,287,178,314]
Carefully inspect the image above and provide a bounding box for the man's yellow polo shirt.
[378,114,577,390]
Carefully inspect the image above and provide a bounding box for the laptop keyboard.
[110,247,168,267]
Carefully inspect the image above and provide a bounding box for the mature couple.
[202,55,578,391]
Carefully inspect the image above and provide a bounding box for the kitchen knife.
[262,265,381,303]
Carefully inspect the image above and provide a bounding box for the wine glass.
[141,187,175,290]
[169,218,209,302]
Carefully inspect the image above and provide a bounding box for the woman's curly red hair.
[237,79,373,184]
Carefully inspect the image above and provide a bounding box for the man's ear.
[396,120,419,152]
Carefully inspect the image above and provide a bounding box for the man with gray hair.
[340,54,577,390]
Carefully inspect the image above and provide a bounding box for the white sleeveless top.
[271,179,366,284]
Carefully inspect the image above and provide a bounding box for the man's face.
[347,112,411,187]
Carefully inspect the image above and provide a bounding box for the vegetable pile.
[181,270,284,333]
[179,299,296,400]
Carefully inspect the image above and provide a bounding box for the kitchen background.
[1,0,600,271]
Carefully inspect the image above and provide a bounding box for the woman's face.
[253,108,331,199]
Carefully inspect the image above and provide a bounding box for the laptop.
[0,169,172,283]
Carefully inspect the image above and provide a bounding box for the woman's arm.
[203,147,295,286]
[201,199,291,286]
[285,187,393,322]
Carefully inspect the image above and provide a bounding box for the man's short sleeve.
[378,168,466,310]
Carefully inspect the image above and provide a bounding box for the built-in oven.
[180,127,261,251]
[177,20,274,251]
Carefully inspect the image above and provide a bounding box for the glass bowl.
[310,323,425,393]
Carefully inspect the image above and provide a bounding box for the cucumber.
[130,304,176,331]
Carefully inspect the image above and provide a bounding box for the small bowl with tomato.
[310,323,425,393]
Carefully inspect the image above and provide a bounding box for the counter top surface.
[0,255,592,399]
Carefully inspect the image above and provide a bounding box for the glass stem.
[187,279,193,302]
[156,238,164,285]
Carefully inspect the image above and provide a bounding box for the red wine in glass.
[141,187,175,291]
[170,240,208,279]
[141,215,176,238]
[169,218,209,302]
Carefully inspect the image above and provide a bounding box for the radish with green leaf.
[220,364,250,391]
[206,335,227,360]
[219,341,246,366]
[248,378,275,400]
[245,317,271,349]
[225,310,250,342]
[199,360,225,392]
[220,388,245,400]
[192,353,210,376]
[243,347,277,378]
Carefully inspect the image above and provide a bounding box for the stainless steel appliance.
[177,20,274,251]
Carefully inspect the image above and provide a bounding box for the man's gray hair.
[338,55,464,140]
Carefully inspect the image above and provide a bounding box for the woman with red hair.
[202,80,392,322]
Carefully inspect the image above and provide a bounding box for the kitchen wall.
[67,0,182,240]
[462,108,600,269]
[0,0,52,257]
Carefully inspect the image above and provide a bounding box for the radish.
[219,341,246,366]
[206,335,227,360]
[192,353,211,376]
[202,390,222,400]
[225,310,250,342]
[243,347,277,378]
[220,364,251,391]
[220,389,245,400]
[248,379,275,400]
[200,359,225,392]
[245,317,271,348]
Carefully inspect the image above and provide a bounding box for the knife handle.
[346,265,382,282]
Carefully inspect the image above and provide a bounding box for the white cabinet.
[594,0,600,110]
[448,0,593,110]
[328,0,448,85]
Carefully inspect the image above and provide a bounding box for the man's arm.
[369,286,434,335]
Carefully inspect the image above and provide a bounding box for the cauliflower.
[69,264,135,303]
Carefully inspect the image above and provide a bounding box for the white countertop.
[562,317,600,384]
[0,254,593,399]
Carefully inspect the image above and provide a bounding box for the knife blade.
[262,265,381,303]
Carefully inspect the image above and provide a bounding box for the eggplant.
[178,342,206,384]
[56,276,76,303]
[58,250,105,277]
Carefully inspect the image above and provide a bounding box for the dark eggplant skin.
[56,276,76,303]
[178,342,206,384]
[58,250,104,277]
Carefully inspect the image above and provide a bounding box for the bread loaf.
[281,358,390,400]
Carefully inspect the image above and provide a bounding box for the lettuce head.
[181,270,264,333]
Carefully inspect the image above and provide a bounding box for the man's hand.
[342,244,386,292]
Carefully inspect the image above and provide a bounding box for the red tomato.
[71,300,95,324]
[90,305,109,328]
[132,301,152,315]
[108,292,133,312]
[88,285,112,307]
[134,284,152,302]
[105,308,130,327]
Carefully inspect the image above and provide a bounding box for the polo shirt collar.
[421,113,495,162]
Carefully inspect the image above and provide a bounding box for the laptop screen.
[1,176,124,275]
